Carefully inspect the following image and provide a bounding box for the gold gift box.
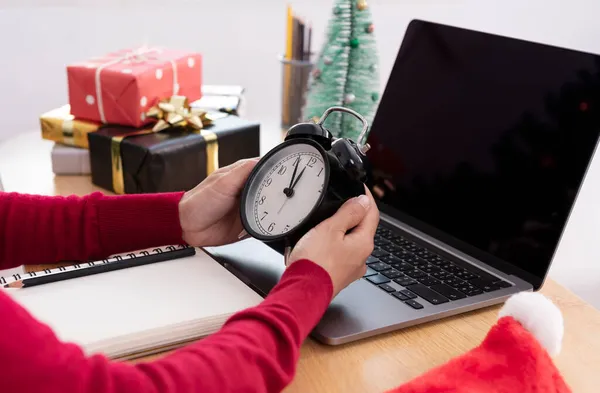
[40,105,101,149]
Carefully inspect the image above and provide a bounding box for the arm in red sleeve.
[0,191,185,269]
[0,259,333,393]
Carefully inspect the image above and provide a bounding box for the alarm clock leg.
[284,245,292,266]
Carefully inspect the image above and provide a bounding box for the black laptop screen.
[365,20,600,288]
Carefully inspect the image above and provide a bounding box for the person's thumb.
[329,194,371,234]
[217,158,258,197]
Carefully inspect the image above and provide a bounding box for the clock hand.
[278,197,289,214]
[290,166,307,191]
[280,166,306,212]
[284,157,301,197]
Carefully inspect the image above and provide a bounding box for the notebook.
[1,245,263,360]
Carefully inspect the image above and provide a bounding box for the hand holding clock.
[179,156,378,298]
[288,187,379,298]
[178,158,260,247]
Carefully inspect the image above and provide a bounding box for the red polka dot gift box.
[67,47,202,128]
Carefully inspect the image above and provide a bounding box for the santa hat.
[387,292,571,393]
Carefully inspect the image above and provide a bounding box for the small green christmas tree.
[304,0,380,141]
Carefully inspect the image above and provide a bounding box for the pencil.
[286,5,293,60]
[3,246,195,289]
[283,4,294,126]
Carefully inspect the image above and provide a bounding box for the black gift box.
[88,115,260,194]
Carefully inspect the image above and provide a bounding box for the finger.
[212,157,259,176]
[226,158,259,177]
[328,194,371,234]
[186,158,260,196]
[359,264,367,277]
[187,163,241,193]
[217,158,259,197]
[346,187,379,241]
[187,171,226,195]
[201,158,257,191]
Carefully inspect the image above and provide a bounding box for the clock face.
[242,140,328,239]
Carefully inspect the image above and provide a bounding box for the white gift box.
[202,85,244,96]
[51,143,91,175]
[193,85,246,117]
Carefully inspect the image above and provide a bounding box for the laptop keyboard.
[364,226,513,309]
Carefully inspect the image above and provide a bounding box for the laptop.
[205,19,600,345]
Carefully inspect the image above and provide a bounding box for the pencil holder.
[280,55,314,130]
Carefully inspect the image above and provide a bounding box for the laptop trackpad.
[313,279,421,344]
[205,239,423,345]
[204,239,286,297]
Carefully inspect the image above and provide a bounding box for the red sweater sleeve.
[0,259,333,393]
[0,191,185,269]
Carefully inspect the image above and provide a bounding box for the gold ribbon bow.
[146,95,215,132]
[110,95,220,194]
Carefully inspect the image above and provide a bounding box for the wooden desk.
[2,133,600,392]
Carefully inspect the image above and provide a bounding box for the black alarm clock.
[239,106,371,263]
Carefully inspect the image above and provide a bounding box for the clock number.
[261,211,268,221]
[293,156,301,166]
[307,157,318,168]
[268,222,276,232]
[277,165,287,175]
[259,195,266,205]
[284,225,290,232]
[265,177,273,187]
[317,167,324,177]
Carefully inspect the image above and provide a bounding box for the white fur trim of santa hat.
[498,291,564,356]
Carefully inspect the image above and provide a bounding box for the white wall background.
[1,0,600,308]
[3,0,600,141]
